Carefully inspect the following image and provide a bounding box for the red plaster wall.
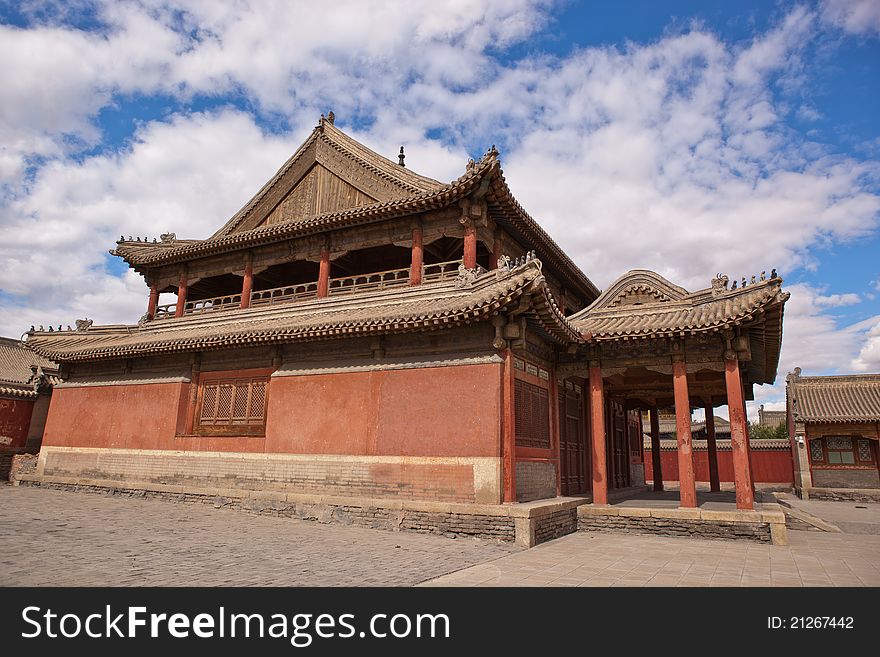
[265,363,501,457]
[0,397,35,452]
[644,447,793,484]
[42,383,267,452]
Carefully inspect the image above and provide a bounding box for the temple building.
[787,369,880,500]
[24,114,789,518]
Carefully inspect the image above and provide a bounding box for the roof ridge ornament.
[711,274,729,297]
[75,318,93,332]
[398,146,405,167]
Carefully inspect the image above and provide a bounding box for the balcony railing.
[327,266,410,296]
[250,281,319,307]
[422,260,462,283]
[153,259,464,320]
[154,293,242,319]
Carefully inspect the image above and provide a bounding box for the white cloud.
[0,109,294,335]
[851,319,880,371]
[821,0,880,35]
[812,292,861,306]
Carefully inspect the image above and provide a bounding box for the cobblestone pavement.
[421,527,880,587]
[0,486,516,586]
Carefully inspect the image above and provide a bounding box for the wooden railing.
[154,303,177,320]
[250,282,319,306]
[152,259,466,320]
[327,266,410,296]
[186,293,242,315]
[423,259,464,283]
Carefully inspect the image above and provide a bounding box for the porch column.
[240,252,253,309]
[463,220,477,270]
[705,404,720,492]
[724,355,755,509]
[174,270,188,318]
[146,281,159,321]
[317,247,330,298]
[589,362,608,504]
[672,359,697,508]
[502,349,516,503]
[489,231,502,270]
[409,224,423,286]
[650,406,663,491]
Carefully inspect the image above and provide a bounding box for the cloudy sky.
[1,0,879,416]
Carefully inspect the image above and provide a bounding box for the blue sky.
[1,0,879,414]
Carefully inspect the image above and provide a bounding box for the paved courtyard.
[0,486,516,586]
[2,485,879,587]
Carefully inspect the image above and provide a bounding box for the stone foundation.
[577,505,788,545]
[9,453,37,482]
[17,474,585,548]
[801,487,880,503]
[36,446,501,504]
[533,508,577,544]
[516,461,556,502]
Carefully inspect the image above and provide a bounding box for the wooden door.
[609,400,630,489]
[559,380,588,495]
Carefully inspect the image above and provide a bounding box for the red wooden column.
[409,224,423,286]
[489,232,502,270]
[672,359,697,508]
[317,247,330,298]
[240,252,253,309]
[589,362,608,505]
[174,270,188,318]
[705,404,721,492]
[650,406,663,491]
[463,220,477,270]
[725,355,755,509]
[502,349,516,503]
[146,281,159,321]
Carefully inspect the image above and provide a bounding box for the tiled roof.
[570,270,788,340]
[569,270,788,385]
[111,153,495,268]
[787,370,880,423]
[0,336,59,398]
[643,437,790,451]
[110,119,601,303]
[26,260,580,362]
[655,415,731,435]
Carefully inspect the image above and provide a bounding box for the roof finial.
[398,146,405,167]
[327,110,335,125]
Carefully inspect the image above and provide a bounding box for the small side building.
[0,337,60,477]
[787,368,880,500]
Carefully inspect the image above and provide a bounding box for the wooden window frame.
[810,436,877,469]
[513,356,553,457]
[191,368,272,437]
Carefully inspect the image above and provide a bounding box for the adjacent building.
[24,115,789,512]
[0,336,59,473]
[787,369,880,499]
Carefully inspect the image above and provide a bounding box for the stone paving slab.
[775,493,880,535]
[0,486,516,587]
[421,528,880,587]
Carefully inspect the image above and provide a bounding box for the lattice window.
[825,436,855,465]
[857,439,875,463]
[809,439,824,463]
[198,377,267,432]
[515,378,550,449]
